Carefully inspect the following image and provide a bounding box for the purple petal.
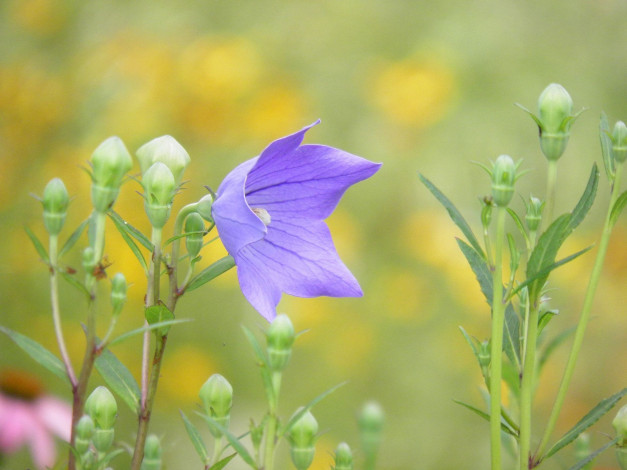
[235,255,283,322]
[246,144,381,220]
[212,159,267,256]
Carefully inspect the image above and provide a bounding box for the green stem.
[490,206,507,470]
[536,162,624,462]
[519,301,540,469]
[168,203,197,309]
[263,371,282,470]
[211,436,224,466]
[543,160,558,230]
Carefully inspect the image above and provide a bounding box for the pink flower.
[0,370,71,469]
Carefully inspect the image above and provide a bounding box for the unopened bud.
[288,409,318,470]
[185,213,205,259]
[82,247,96,275]
[537,84,575,161]
[266,314,295,371]
[136,135,190,186]
[574,433,593,470]
[196,194,214,223]
[614,405,627,447]
[491,155,517,207]
[110,273,127,315]
[92,428,114,453]
[42,178,69,235]
[359,401,384,465]
[142,162,176,228]
[525,195,544,232]
[90,137,132,212]
[75,415,95,455]
[140,434,163,470]
[333,442,353,470]
[612,121,627,164]
[199,374,233,438]
[85,386,117,430]
[480,197,493,230]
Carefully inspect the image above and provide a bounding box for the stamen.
[252,207,271,226]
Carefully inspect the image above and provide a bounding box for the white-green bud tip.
[136,135,190,186]
[90,137,132,211]
[491,155,517,207]
[288,409,319,449]
[525,195,544,232]
[142,162,176,228]
[42,178,69,235]
[537,83,575,161]
[334,442,353,469]
[185,212,205,259]
[614,404,627,446]
[612,121,627,164]
[199,373,232,437]
[85,386,118,430]
[266,313,295,371]
[110,272,127,313]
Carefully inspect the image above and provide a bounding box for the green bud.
[266,313,295,371]
[249,419,264,451]
[92,428,114,453]
[42,178,69,235]
[196,194,214,223]
[525,195,545,232]
[614,404,627,446]
[288,409,318,470]
[199,374,233,437]
[333,442,353,470]
[478,340,491,376]
[617,447,627,470]
[75,415,95,455]
[90,137,132,212]
[82,247,96,275]
[359,401,384,465]
[110,272,127,315]
[136,135,190,186]
[537,84,575,161]
[142,162,176,228]
[480,197,493,230]
[140,434,163,470]
[185,213,205,259]
[491,155,517,207]
[80,449,96,470]
[611,121,627,164]
[574,433,593,470]
[85,386,117,430]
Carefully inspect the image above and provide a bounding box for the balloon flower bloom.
[0,369,71,469]
[212,121,381,321]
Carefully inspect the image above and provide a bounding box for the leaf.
[567,437,619,470]
[94,349,141,414]
[196,414,256,467]
[543,387,627,459]
[24,226,49,263]
[506,207,530,246]
[457,239,492,303]
[107,319,191,347]
[453,399,518,437]
[209,453,238,470]
[59,270,91,299]
[241,326,273,403]
[503,304,521,368]
[0,326,67,382]
[180,410,209,464]
[567,163,599,233]
[109,214,148,273]
[419,174,485,258]
[145,303,175,337]
[599,112,615,181]
[185,256,236,292]
[280,382,347,437]
[610,190,627,228]
[458,327,481,364]
[59,218,89,258]
[108,211,152,250]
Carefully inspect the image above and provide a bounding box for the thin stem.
[168,203,197,309]
[536,161,624,462]
[211,436,224,466]
[490,206,507,470]
[519,301,540,470]
[263,371,282,470]
[543,160,558,230]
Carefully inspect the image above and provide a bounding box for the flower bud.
[359,401,384,465]
[110,272,127,315]
[140,434,163,470]
[142,162,176,228]
[288,409,318,470]
[196,194,214,223]
[525,195,545,232]
[617,447,627,470]
[85,386,117,430]
[480,197,493,230]
[612,121,627,164]
[491,155,517,207]
[82,247,96,275]
[333,442,353,470]
[90,137,132,212]
[42,178,69,235]
[75,415,95,455]
[185,213,205,259]
[478,340,491,378]
[199,374,233,438]
[266,314,295,371]
[537,84,574,161]
[574,433,593,470]
[80,449,96,470]
[614,405,627,447]
[92,428,114,453]
[136,135,190,186]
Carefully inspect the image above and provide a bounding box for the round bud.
[42,178,69,235]
[82,247,96,275]
[90,137,132,212]
[75,415,95,455]
[288,410,318,470]
[612,121,627,164]
[266,314,295,371]
[85,386,118,430]
[613,404,627,447]
[184,213,205,259]
[110,272,127,315]
[140,434,163,470]
[334,442,353,470]
[142,162,176,228]
[92,428,114,453]
[199,374,233,437]
[196,194,214,223]
[537,84,574,161]
[359,401,384,463]
[525,196,545,232]
[491,155,517,207]
[136,135,190,186]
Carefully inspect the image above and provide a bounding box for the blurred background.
[1,0,626,468]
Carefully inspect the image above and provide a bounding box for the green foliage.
[185,256,236,292]
[144,304,175,337]
[179,410,210,465]
[94,349,141,414]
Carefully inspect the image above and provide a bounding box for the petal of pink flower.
[35,396,72,441]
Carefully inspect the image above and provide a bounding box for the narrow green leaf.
[506,207,530,246]
[209,453,238,470]
[457,239,492,303]
[419,174,485,258]
[458,327,480,362]
[196,414,256,467]
[567,163,599,233]
[109,215,148,273]
[94,349,141,414]
[503,304,521,368]
[185,256,235,292]
[107,319,191,347]
[280,382,347,437]
[59,218,89,258]
[180,410,209,464]
[108,211,152,250]
[543,387,627,459]
[145,303,175,337]
[242,326,273,403]
[453,400,518,437]
[164,230,208,246]
[567,437,619,470]
[59,270,91,299]
[537,309,558,337]
[24,226,49,263]
[599,112,615,181]
[0,326,67,382]
[610,190,627,228]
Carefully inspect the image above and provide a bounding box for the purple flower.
[212,121,381,321]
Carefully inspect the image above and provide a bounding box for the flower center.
[0,369,44,401]
[252,207,271,226]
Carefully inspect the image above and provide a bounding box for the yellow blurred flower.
[368,57,455,127]
[161,344,219,406]
[9,0,69,36]
[375,268,432,322]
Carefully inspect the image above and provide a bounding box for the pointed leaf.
[145,303,175,337]
[94,349,140,414]
[180,410,209,464]
[567,437,619,470]
[503,304,521,368]
[543,387,627,459]
[599,112,615,181]
[458,327,480,363]
[185,256,235,292]
[59,270,91,300]
[506,208,530,246]
[457,238,492,303]
[108,211,152,250]
[59,218,89,258]
[107,319,191,347]
[0,326,67,382]
[196,414,255,467]
[610,190,627,228]
[567,163,599,233]
[209,453,237,470]
[242,325,273,403]
[419,174,485,258]
[24,226,49,263]
[453,400,518,437]
[109,214,148,273]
